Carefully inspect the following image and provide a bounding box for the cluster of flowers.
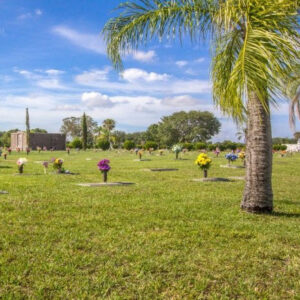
[97,159,111,171]
[172,144,182,153]
[225,153,238,162]
[195,153,212,169]
[52,158,64,173]
[97,159,111,182]
[17,158,28,173]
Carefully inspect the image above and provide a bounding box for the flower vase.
[57,168,62,174]
[175,152,179,160]
[18,165,23,174]
[139,154,142,160]
[203,169,208,178]
[102,170,108,183]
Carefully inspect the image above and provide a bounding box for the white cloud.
[45,69,64,76]
[14,68,68,90]
[75,68,211,95]
[36,79,66,90]
[175,60,188,67]
[35,9,43,16]
[122,68,169,82]
[163,95,199,107]
[195,57,205,63]
[81,92,114,108]
[52,26,105,54]
[132,50,156,62]
[75,68,110,83]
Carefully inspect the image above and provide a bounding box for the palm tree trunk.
[241,92,273,213]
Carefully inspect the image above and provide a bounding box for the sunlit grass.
[0,150,299,298]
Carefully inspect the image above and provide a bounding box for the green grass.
[0,150,299,299]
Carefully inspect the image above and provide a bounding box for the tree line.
[62,110,222,150]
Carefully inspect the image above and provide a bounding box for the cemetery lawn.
[0,150,299,299]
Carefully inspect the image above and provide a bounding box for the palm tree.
[100,119,116,150]
[103,0,299,213]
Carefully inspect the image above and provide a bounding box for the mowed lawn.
[0,150,299,299]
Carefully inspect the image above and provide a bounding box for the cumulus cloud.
[163,95,199,107]
[14,68,68,90]
[195,57,205,63]
[75,68,110,84]
[81,92,114,108]
[175,60,188,67]
[132,50,156,62]
[75,67,211,95]
[45,69,64,76]
[37,79,66,90]
[52,26,105,54]
[122,68,169,82]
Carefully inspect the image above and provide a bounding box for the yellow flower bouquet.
[195,153,212,178]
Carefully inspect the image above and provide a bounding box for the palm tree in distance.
[103,0,299,213]
[100,119,116,150]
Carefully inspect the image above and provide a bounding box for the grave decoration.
[172,144,182,159]
[43,161,49,174]
[97,159,111,183]
[238,151,246,166]
[195,153,212,178]
[225,153,238,165]
[17,158,28,174]
[52,158,64,174]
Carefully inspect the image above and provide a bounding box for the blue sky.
[0,0,296,141]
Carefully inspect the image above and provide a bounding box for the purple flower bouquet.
[97,159,111,182]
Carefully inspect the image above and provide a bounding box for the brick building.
[11,132,66,150]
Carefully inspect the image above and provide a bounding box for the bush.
[123,140,136,150]
[273,144,287,151]
[207,144,216,151]
[194,142,207,150]
[182,143,194,151]
[97,139,110,150]
[71,138,82,149]
[144,141,158,150]
[222,141,237,151]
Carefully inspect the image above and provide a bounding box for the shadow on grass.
[0,166,12,169]
[271,211,300,218]
[277,200,300,206]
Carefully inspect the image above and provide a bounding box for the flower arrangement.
[225,153,238,165]
[214,147,221,157]
[138,150,143,160]
[195,153,212,178]
[37,146,42,153]
[159,149,164,156]
[52,158,64,173]
[97,159,111,182]
[172,144,182,159]
[42,161,49,174]
[238,151,246,167]
[3,152,7,160]
[17,158,28,174]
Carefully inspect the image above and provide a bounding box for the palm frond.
[103,0,214,70]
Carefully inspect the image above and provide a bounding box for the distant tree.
[60,115,98,146]
[0,129,19,147]
[113,130,127,147]
[125,132,147,145]
[272,137,297,144]
[294,132,300,142]
[82,113,88,150]
[26,108,30,145]
[71,137,82,149]
[157,111,221,147]
[123,140,135,150]
[31,128,48,133]
[98,119,116,149]
[145,124,160,143]
[97,139,110,150]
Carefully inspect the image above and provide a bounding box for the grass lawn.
[0,150,299,299]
